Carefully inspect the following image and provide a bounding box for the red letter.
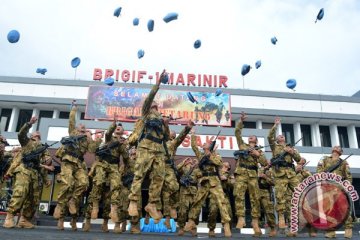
[105,69,114,78]
[203,74,212,87]
[219,75,228,88]
[137,71,147,83]
[93,68,102,80]
[122,70,130,82]
[187,74,196,86]
[176,73,185,85]
[217,136,226,149]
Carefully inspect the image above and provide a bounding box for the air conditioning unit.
[39,202,49,212]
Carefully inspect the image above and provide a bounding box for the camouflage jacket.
[127,118,144,147]
[295,168,312,183]
[177,161,201,195]
[166,125,191,160]
[235,121,268,177]
[268,124,301,178]
[317,156,352,183]
[258,168,274,190]
[103,123,129,163]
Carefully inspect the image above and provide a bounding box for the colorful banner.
[85,86,231,126]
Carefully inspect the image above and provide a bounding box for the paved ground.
[0,226,357,240]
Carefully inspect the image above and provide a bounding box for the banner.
[85,86,231,126]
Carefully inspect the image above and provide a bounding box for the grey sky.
[0,0,359,96]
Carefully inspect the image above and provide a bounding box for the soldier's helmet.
[332,145,343,155]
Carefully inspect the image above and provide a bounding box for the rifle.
[209,130,221,152]
[0,155,12,180]
[22,141,59,169]
[95,141,120,158]
[121,172,135,188]
[168,158,180,179]
[270,137,303,169]
[179,165,197,187]
[233,145,264,159]
[60,131,104,149]
[325,153,353,173]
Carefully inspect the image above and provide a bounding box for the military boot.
[278,213,286,229]
[17,216,35,229]
[252,218,262,237]
[68,198,77,215]
[114,222,122,233]
[101,219,109,232]
[144,213,150,224]
[164,216,171,229]
[325,231,336,238]
[344,228,352,239]
[128,201,138,217]
[91,201,99,219]
[191,227,198,236]
[170,208,177,219]
[130,223,141,234]
[110,205,119,223]
[57,218,64,230]
[224,222,232,237]
[83,218,91,232]
[70,217,77,231]
[184,219,196,232]
[286,231,297,237]
[121,220,127,232]
[269,227,277,237]
[178,228,185,236]
[3,213,15,228]
[236,216,245,229]
[53,204,62,219]
[144,203,162,222]
[209,229,216,237]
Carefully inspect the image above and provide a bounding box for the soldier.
[317,146,353,239]
[184,128,232,237]
[258,166,277,237]
[268,117,301,236]
[53,103,96,230]
[128,71,170,222]
[207,161,234,237]
[162,120,194,229]
[233,112,268,237]
[177,157,201,236]
[86,119,128,233]
[3,117,51,228]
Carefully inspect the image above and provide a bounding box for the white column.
[8,107,19,132]
[293,122,302,146]
[330,124,339,147]
[311,123,321,147]
[347,125,358,148]
[30,108,40,133]
[53,109,60,119]
[256,120,262,129]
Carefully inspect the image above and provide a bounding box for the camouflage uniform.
[162,126,192,219]
[0,151,13,200]
[234,122,268,226]
[87,123,128,222]
[54,107,96,219]
[208,168,233,231]
[268,124,301,224]
[258,168,276,230]
[317,155,353,237]
[128,84,170,218]
[5,122,51,225]
[185,134,231,231]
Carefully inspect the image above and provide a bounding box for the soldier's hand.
[29,116,38,124]
[47,165,55,171]
[284,146,294,154]
[190,128,196,134]
[3,174,11,181]
[157,69,167,86]
[274,117,281,125]
[45,179,52,187]
[240,111,247,122]
[187,120,195,128]
[250,149,260,157]
[220,175,227,181]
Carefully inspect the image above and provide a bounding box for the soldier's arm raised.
[105,122,116,143]
[18,117,37,146]
[142,84,160,116]
[69,106,77,135]
[191,133,202,159]
[268,118,280,152]
[342,160,353,183]
[209,153,223,167]
[173,122,193,151]
[235,112,246,148]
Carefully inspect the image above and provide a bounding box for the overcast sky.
[1,0,359,97]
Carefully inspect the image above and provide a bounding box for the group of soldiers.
[0,72,356,238]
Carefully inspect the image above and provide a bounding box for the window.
[37,110,53,131]
[16,109,32,132]
[262,122,274,130]
[243,121,256,129]
[301,124,312,146]
[231,120,235,128]
[0,108,12,132]
[338,126,349,148]
[282,124,294,146]
[80,112,85,120]
[356,127,360,148]
[59,111,70,119]
[320,125,331,147]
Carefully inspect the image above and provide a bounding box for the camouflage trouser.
[85,183,111,219]
[208,191,232,230]
[259,188,276,228]
[284,187,292,223]
[7,169,40,219]
[128,148,165,207]
[233,174,260,218]
[177,187,196,228]
[89,161,122,206]
[161,164,179,216]
[274,175,299,213]
[56,159,89,217]
[188,179,231,223]
[119,185,141,225]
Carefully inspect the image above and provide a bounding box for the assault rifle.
[233,145,264,159]
[198,130,221,170]
[270,137,303,170]
[95,141,120,158]
[22,141,59,169]
[61,131,104,149]
[179,165,197,187]
[325,153,353,173]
